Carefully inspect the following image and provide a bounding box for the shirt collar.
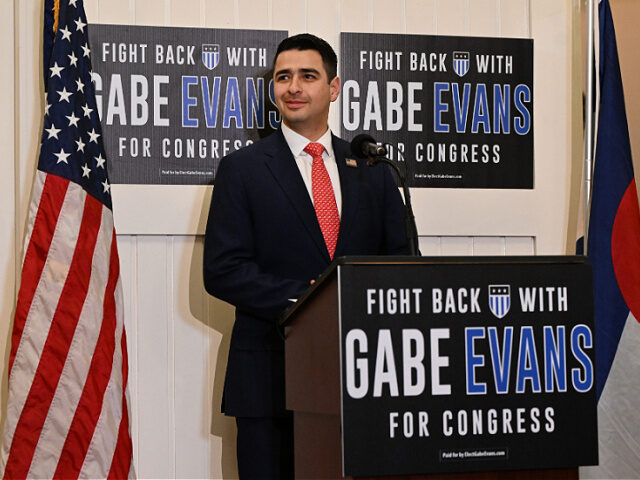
[281,122,334,159]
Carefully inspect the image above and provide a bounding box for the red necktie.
[304,142,340,259]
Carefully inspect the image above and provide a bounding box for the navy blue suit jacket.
[203,129,407,417]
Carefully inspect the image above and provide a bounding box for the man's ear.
[329,76,341,102]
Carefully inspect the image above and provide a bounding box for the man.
[203,33,407,479]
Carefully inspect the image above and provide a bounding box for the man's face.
[273,49,340,140]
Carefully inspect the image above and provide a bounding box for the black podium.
[282,256,598,480]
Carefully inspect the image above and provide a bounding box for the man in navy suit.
[203,33,408,479]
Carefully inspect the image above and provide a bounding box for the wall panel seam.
[205,283,212,479]
[368,0,374,31]
[13,0,20,296]
[465,0,470,34]
[335,0,341,42]
[132,235,140,471]
[302,0,308,32]
[167,236,176,478]
[527,0,532,38]
[434,0,438,33]
[402,0,407,33]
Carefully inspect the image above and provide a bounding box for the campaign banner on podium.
[88,25,286,185]
[338,260,597,476]
[340,33,534,189]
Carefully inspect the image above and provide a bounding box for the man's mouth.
[285,100,306,108]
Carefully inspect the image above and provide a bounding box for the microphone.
[350,134,388,158]
[350,133,421,257]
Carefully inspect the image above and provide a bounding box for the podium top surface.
[280,255,588,325]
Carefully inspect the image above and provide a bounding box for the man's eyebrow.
[274,67,321,76]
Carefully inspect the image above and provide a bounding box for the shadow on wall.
[188,202,238,479]
[184,71,280,478]
[208,296,238,480]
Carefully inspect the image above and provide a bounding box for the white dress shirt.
[280,122,342,217]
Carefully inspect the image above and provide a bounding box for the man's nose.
[287,75,301,93]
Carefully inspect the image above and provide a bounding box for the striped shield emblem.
[453,51,470,77]
[202,44,220,70]
[488,285,511,319]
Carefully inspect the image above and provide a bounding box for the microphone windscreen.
[350,133,376,158]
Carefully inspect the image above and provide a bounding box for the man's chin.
[282,115,308,127]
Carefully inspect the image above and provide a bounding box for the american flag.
[0,0,134,478]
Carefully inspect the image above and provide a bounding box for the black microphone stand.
[366,154,420,256]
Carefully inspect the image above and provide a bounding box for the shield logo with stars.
[488,285,510,319]
[202,44,220,70]
[453,51,470,77]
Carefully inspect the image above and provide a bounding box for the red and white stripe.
[1,171,134,479]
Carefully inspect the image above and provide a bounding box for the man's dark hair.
[274,33,338,82]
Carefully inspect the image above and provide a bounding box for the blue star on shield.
[453,51,470,77]
[488,285,510,319]
[202,44,220,70]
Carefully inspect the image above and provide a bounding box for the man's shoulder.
[331,133,350,152]
[219,130,283,168]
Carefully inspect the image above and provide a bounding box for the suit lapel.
[333,135,360,257]
[263,130,330,261]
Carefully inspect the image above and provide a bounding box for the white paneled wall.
[0,0,16,421]
[419,236,535,257]
[116,235,238,479]
[3,0,577,478]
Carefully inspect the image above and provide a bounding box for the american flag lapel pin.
[345,158,358,168]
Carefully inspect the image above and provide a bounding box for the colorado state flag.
[582,0,640,478]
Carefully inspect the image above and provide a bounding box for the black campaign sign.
[340,33,534,188]
[338,261,597,476]
[88,25,286,185]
